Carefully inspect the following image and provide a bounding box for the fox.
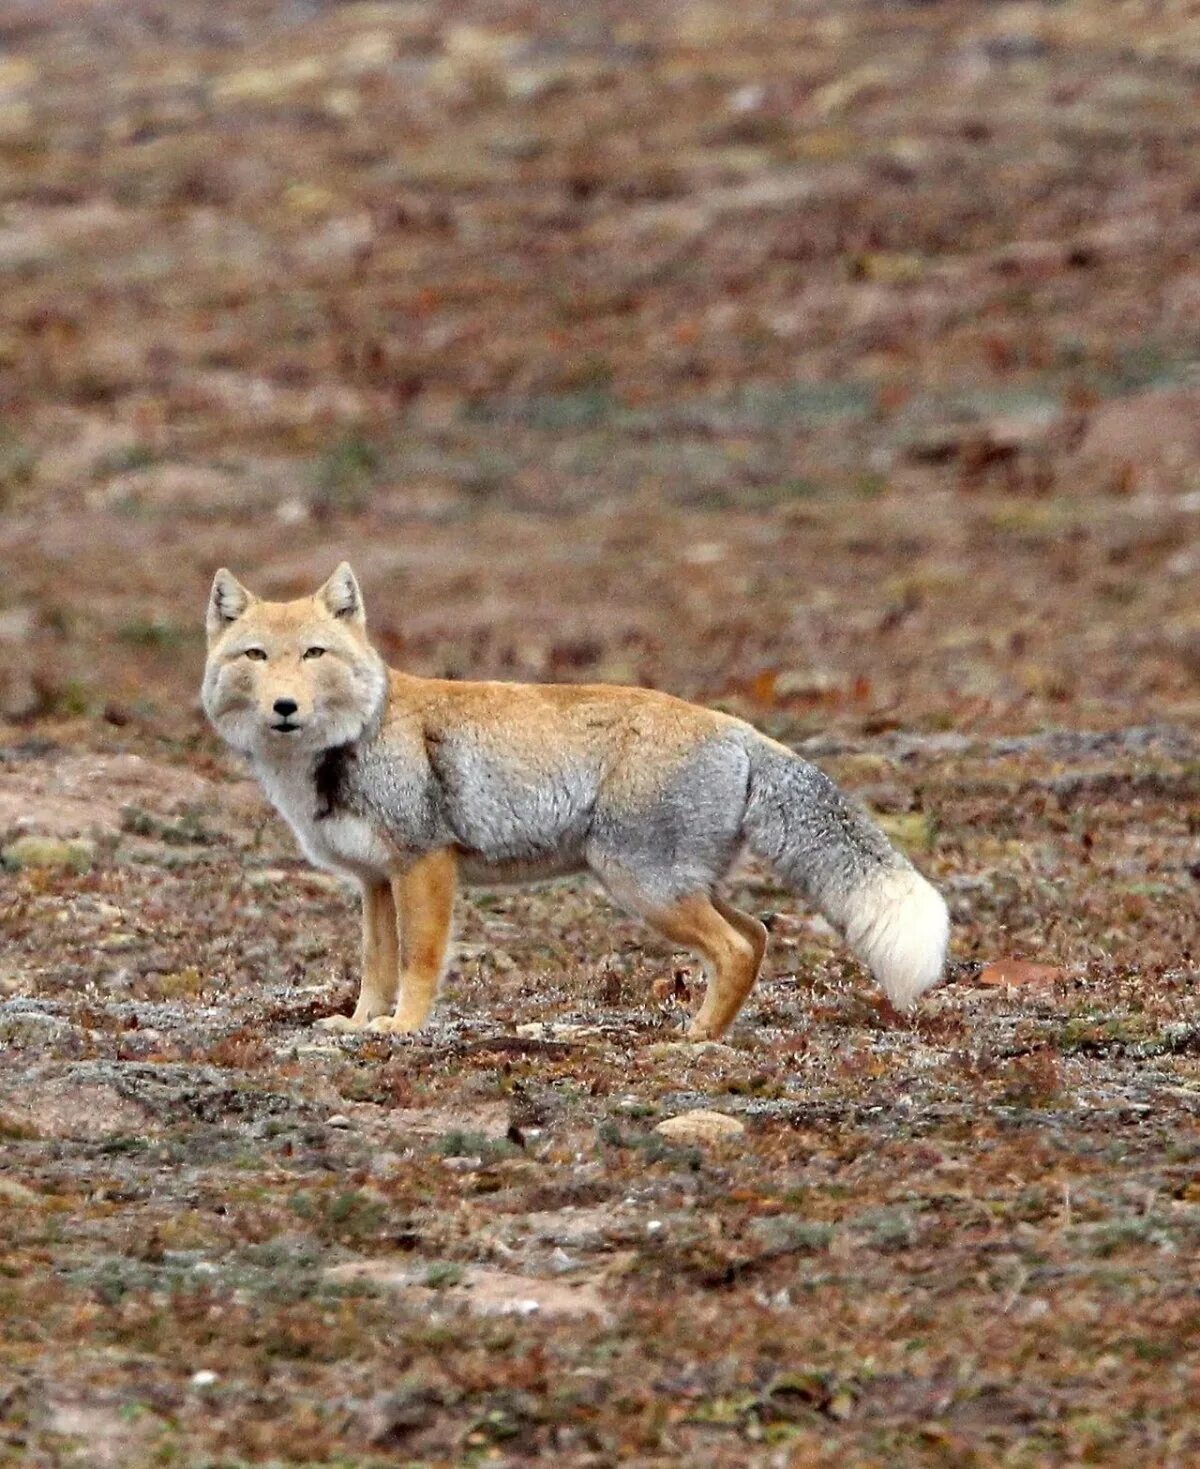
[201,563,949,1040]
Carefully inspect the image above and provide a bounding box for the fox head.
[201,563,388,759]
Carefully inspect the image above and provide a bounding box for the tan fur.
[379,848,458,1034]
[203,564,947,1038]
[647,895,768,1041]
[389,671,734,776]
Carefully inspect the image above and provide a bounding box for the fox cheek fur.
[200,662,258,755]
[282,652,388,751]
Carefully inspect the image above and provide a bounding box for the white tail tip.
[844,865,949,1010]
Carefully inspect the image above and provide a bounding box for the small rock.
[514,1021,602,1041]
[341,30,395,72]
[244,868,288,890]
[190,1370,218,1388]
[327,1113,352,1129]
[654,1110,746,1144]
[728,83,766,114]
[1075,387,1200,488]
[514,1022,553,1040]
[275,497,309,525]
[2,835,95,873]
[775,668,842,699]
[0,1003,73,1044]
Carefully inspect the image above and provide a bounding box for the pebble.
[327,1113,352,1129]
[244,869,288,889]
[654,1109,746,1144]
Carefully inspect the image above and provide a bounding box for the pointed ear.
[317,561,365,625]
[207,568,255,641]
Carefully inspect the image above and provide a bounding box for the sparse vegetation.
[1,0,1198,1464]
[115,618,193,650]
[311,433,382,517]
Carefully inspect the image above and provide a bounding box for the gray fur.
[428,732,601,874]
[586,732,751,912]
[326,719,903,940]
[740,738,903,923]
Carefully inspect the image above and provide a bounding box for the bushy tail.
[741,735,948,1009]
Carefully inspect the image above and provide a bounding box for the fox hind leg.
[317,879,399,1031]
[713,895,768,976]
[640,892,765,1041]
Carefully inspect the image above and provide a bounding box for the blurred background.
[0,0,1197,749]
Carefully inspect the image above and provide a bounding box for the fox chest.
[292,807,396,879]
[259,764,397,880]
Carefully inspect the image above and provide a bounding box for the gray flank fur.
[587,733,751,908]
[331,719,909,930]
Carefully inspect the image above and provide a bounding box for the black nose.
[273,698,298,718]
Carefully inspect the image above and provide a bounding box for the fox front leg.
[368,849,458,1035]
[316,879,400,1031]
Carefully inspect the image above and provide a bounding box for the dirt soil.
[1,2,1199,1465]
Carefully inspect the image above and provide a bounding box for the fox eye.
[243,647,268,661]
[302,646,326,660]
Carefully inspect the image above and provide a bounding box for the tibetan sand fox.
[202,564,949,1041]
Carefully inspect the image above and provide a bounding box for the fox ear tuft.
[318,562,365,624]
[207,568,254,639]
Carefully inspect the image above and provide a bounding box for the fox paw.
[366,1013,425,1036]
[315,1013,371,1033]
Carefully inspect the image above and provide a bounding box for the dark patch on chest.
[314,743,355,820]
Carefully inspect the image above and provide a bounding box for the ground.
[1,2,1198,1466]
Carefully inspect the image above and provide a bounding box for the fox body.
[202,564,949,1039]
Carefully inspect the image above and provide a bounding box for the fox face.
[201,563,388,759]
